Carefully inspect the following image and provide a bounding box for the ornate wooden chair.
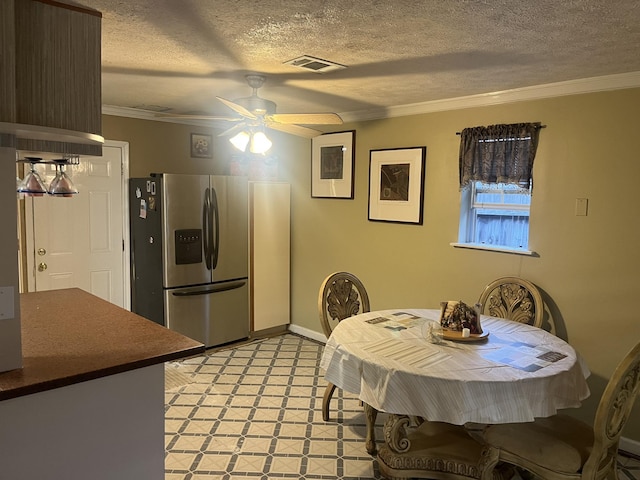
[318,271,370,340]
[318,271,379,453]
[480,340,640,480]
[477,276,544,328]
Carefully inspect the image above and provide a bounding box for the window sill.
[450,243,538,257]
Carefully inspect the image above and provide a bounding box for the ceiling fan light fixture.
[250,131,272,154]
[229,131,250,151]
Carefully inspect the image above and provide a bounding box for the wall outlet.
[0,286,15,320]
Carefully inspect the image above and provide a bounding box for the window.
[455,123,541,254]
[459,181,531,250]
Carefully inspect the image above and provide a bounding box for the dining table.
[320,308,591,456]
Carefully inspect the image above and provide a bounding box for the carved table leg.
[363,402,378,454]
[479,445,501,480]
[383,414,411,453]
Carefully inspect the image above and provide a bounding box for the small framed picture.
[311,130,355,198]
[368,146,426,224]
[191,133,213,158]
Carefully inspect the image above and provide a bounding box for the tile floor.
[164,333,640,480]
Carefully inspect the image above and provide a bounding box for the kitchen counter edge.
[0,288,205,401]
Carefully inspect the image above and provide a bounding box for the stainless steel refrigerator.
[129,173,249,347]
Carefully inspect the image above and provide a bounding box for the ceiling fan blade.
[216,96,257,120]
[265,120,322,138]
[154,112,242,122]
[270,113,343,125]
[217,123,247,138]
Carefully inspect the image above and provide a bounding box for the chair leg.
[364,402,378,455]
[322,383,337,421]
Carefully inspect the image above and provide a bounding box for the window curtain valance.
[459,122,541,190]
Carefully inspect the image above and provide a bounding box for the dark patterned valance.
[459,122,541,190]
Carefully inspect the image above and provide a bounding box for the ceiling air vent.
[284,55,346,73]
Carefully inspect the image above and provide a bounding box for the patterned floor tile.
[165,419,186,434]
[165,333,636,480]
[270,455,304,474]
[171,435,207,452]
[190,474,226,480]
[306,456,339,476]
[308,439,340,456]
[273,438,306,455]
[277,422,309,438]
[232,454,269,474]
[251,409,281,422]
[203,436,240,453]
[240,437,273,453]
[166,451,199,471]
[192,406,224,419]
[213,421,246,435]
[221,407,253,421]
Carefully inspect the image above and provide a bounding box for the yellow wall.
[103,86,640,440]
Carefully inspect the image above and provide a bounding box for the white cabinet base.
[250,182,291,331]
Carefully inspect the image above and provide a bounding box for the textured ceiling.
[72,0,640,121]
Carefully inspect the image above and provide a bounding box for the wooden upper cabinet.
[0,1,17,124]
[3,0,103,156]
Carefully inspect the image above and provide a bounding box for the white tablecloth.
[320,309,591,425]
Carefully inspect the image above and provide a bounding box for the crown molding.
[339,71,640,123]
[103,71,640,124]
[101,105,215,127]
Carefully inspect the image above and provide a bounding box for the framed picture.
[191,133,212,158]
[368,146,426,224]
[311,130,355,198]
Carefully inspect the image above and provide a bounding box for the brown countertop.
[0,288,204,401]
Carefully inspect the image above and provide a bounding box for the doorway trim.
[22,139,131,309]
[113,140,131,309]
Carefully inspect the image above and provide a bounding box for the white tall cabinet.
[249,182,291,332]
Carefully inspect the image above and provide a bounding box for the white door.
[24,141,130,308]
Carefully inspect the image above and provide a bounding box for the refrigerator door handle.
[203,187,212,270]
[171,280,247,296]
[211,186,220,269]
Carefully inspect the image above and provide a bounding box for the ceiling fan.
[156,74,343,141]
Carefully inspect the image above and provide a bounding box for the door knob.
[38,248,47,256]
[38,262,48,272]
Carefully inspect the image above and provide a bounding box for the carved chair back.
[478,276,544,328]
[585,341,640,479]
[318,272,370,339]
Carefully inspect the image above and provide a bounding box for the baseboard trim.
[287,324,327,344]
[620,437,640,457]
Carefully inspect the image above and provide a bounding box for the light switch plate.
[0,286,15,320]
[575,198,588,216]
